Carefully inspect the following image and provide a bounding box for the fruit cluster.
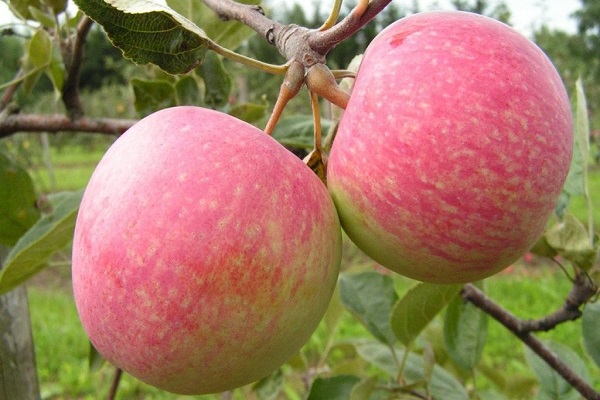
[72,11,572,395]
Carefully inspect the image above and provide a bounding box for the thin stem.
[462,283,600,400]
[331,69,357,79]
[318,0,343,31]
[310,90,322,153]
[263,61,305,135]
[351,0,371,19]
[106,367,122,400]
[208,42,287,75]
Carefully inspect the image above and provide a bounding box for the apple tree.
[1,0,600,399]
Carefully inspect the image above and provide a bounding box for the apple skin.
[327,11,573,283]
[71,106,342,394]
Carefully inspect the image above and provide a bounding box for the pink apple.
[72,107,341,394]
[327,11,573,283]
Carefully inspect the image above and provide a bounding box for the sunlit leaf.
[7,0,45,20]
[339,272,398,345]
[353,340,468,400]
[582,301,600,369]
[252,368,283,400]
[525,340,590,400]
[74,0,210,74]
[545,213,598,271]
[0,151,40,246]
[390,282,461,346]
[0,190,83,295]
[444,283,488,370]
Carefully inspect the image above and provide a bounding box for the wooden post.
[0,246,40,400]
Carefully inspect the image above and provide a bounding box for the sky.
[0,0,582,37]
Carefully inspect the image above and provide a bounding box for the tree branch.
[309,0,393,54]
[61,15,94,120]
[0,114,135,137]
[462,282,600,400]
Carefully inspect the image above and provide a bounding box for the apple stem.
[318,0,343,31]
[302,91,328,184]
[264,61,306,135]
[306,64,350,110]
[310,90,323,154]
[351,0,371,19]
[106,367,122,400]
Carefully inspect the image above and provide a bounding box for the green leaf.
[228,102,267,124]
[28,28,52,68]
[545,213,599,271]
[167,0,258,51]
[44,0,68,14]
[28,6,57,28]
[131,78,177,117]
[349,377,377,400]
[74,0,210,74]
[272,115,333,150]
[525,340,590,400]
[444,284,488,370]
[7,0,45,20]
[354,340,468,400]
[0,151,40,246]
[338,272,398,345]
[390,283,461,346]
[582,301,600,369]
[0,190,83,295]
[174,75,201,106]
[252,369,284,400]
[88,341,105,372]
[197,51,231,107]
[307,375,361,400]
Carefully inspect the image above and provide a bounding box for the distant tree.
[450,0,512,24]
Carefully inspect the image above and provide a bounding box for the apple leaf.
[252,368,284,400]
[545,213,599,271]
[349,377,377,400]
[7,0,45,20]
[525,340,590,400]
[166,0,258,51]
[582,301,600,369]
[338,272,398,345]
[227,102,267,124]
[0,151,40,246]
[0,190,83,295]
[272,115,333,150]
[73,0,210,74]
[197,51,232,107]
[131,79,177,116]
[307,375,361,400]
[390,282,461,347]
[444,283,488,370]
[353,340,468,400]
[174,75,201,106]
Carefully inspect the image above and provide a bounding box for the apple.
[71,106,342,394]
[327,11,573,283]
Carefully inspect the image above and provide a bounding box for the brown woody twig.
[462,278,600,400]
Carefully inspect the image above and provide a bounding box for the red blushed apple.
[72,107,342,394]
[327,11,573,283]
